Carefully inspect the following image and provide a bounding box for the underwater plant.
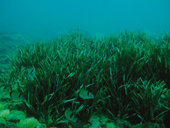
[0,31,169,127]
[130,79,169,124]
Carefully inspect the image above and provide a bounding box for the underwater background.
[0,0,170,128]
[0,0,170,39]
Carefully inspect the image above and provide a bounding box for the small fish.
[79,89,94,100]
[28,68,36,80]
[65,108,77,123]
[10,91,24,101]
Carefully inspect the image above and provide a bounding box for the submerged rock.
[6,110,26,122]
[17,117,40,128]
[105,123,117,128]
[0,109,10,118]
[0,117,6,125]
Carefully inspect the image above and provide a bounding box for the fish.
[65,108,77,123]
[10,90,24,101]
[79,89,94,100]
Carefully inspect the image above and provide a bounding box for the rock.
[17,117,40,128]
[0,109,10,118]
[6,110,26,122]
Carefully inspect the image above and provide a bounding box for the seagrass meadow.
[0,32,169,128]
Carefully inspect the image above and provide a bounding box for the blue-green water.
[0,0,170,39]
[0,1,170,127]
